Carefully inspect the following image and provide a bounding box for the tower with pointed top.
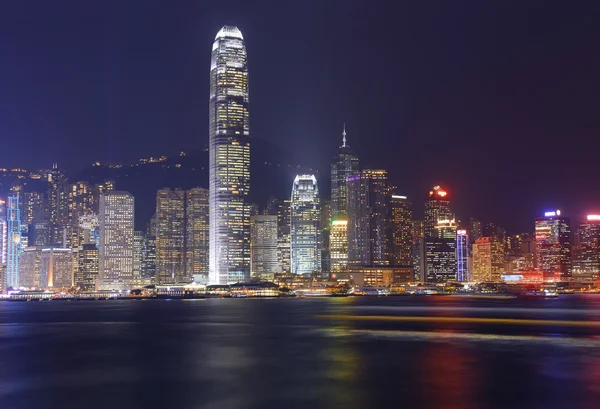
[209,26,251,285]
[330,125,359,221]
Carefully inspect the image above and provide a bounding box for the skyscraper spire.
[342,123,347,148]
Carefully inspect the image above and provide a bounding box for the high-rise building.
[389,195,412,266]
[0,264,6,294]
[290,175,321,275]
[456,229,469,281]
[31,217,54,247]
[424,186,452,239]
[250,215,279,278]
[277,199,291,273]
[21,191,45,226]
[575,215,600,280]
[472,237,492,282]
[133,231,145,281]
[347,170,391,266]
[186,188,209,276]
[411,220,424,281]
[329,220,348,272]
[46,164,68,227]
[40,248,73,288]
[98,191,134,285]
[469,217,482,243]
[156,189,186,283]
[0,199,7,264]
[424,238,457,283]
[142,235,156,279]
[209,26,251,285]
[330,125,359,220]
[535,210,572,281]
[6,196,22,288]
[320,199,331,273]
[77,244,99,290]
[18,247,42,288]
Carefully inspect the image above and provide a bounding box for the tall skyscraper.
[6,196,22,288]
[456,229,469,281]
[389,195,412,266]
[18,247,42,288]
[185,188,209,276]
[424,238,457,283]
[424,186,452,239]
[209,25,251,285]
[77,244,99,290]
[0,199,7,264]
[250,215,278,278]
[40,248,73,288]
[156,189,186,283]
[98,191,134,285]
[575,215,600,280]
[133,231,145,281]
[535,210,572,281]
[330,125,359,220]
[277,199,291,273]
[320,199,331,272]
[290,175,321,275]
[472,237,492,282]
[469,217,482,243]
[347,170,391,266]
[329,220,348,272]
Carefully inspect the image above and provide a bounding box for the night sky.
[1,0,600,232]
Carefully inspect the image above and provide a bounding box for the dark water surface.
[2,296,600,409]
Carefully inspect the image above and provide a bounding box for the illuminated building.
[31,217,54,247]
[156,189,186,283]
[78,214,99,247]
[277,199,291,273]
[6,196,22,288]
[185,188,209,276]
[456,230,469,281]
[98,191,134,285]
[40,248,73,288]
[142,235,156,279]
[330,220,348,272]
[18,247,42,288]
[209,26,251,285]
[574,215,600,280]
[490,236,505,281]
[330,124,359,220]
[469,217,482,243]
[347,170,391,266]
[535,210,572,281]
[46,164,68,226]
[133,231,145,281]
[412,220,424,281]
[250,215,279,278]
[435,219,457,239]
[320,200,331,272]
[344,266,413,286]
[77,244,99,290]
[424,186,452,239]
[290,175,321,275]
[0,200,7,264]
[472,237,492,282]
[424,238,456,283]
[389,195,412,266]
[21,191,45,225]
[0,264,5,294]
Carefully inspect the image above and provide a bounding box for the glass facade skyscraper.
[535,210,572,281]
[389,195,412,266]
[330,125,359,221]
[456,229,469,281]
[424,186,452,239]
[209,25,251,285]
[290,175,321,275]
[6,196,22,288]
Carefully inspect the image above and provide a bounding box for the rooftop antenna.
[342,123,347,147]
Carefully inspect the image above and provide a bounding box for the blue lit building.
[6,196,22,288]
[456,229,469,281]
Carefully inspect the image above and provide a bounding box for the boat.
[520,290,559,299]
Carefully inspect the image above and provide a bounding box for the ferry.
[520,290,559,299]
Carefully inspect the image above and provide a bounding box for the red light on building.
[437,190,447,197]
[587,215,600,221]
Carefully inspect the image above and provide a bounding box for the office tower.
[424,186,452,239]
[67,182,96,224]
[31,217,54,247]
[6,196,22,288]
[185,188,209,276]
[78,214,99,246]
[489,237,505,281]
[46,164,68,226]
[412,220,424,281]
[390,195,412,266]
[133,231,145,281]
[40,248,73,288]
[472,237,492,282]
[456,229,469,281]
[425,238,457,283]
[0,264,6,294]
[156,189,186,283]
[0,199,7,264]
[575,215,600,280]
[142,217,156,279]
[330,125,359,220]
[76,244,99,290]
[535,210,572,281]
[209,25,251,285]
[18,247,42,288]
[21,191,45,225]
[277,199,291,273]
[320,199,331,272]
[469,217,482,243]
[250,215,279,278]
[435,219,458,239]
[347,170,391,266]
[330,220,348,272]
[290,175,321,275]
[98,191,134,284]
